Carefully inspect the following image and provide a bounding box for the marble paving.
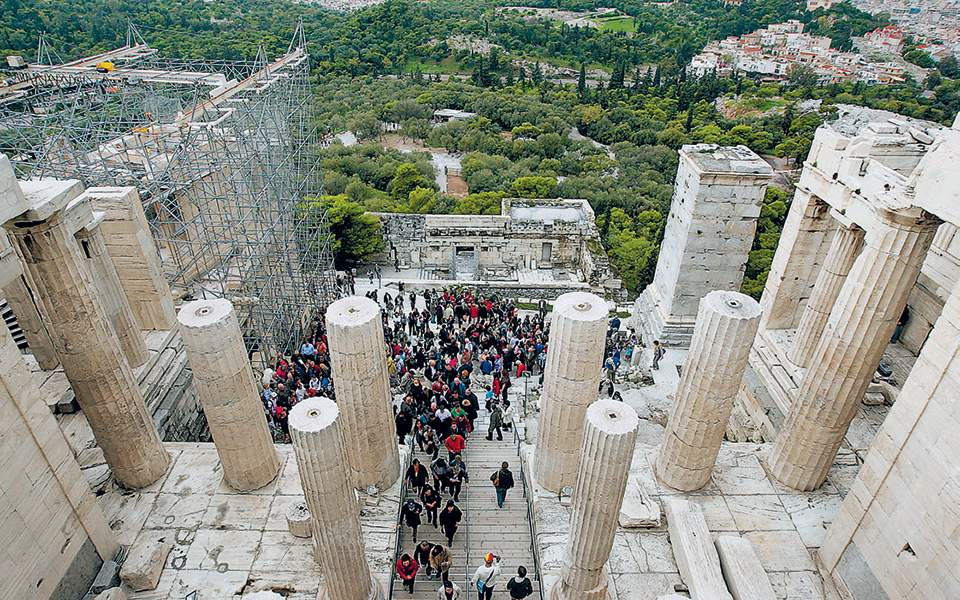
[96,443,401,600]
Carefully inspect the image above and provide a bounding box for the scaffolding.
[0,23,337,366]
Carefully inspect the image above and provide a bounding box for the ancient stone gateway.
[1,173,169,488]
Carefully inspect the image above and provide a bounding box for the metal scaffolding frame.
[0,22,337,367]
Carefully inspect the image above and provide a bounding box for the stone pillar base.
[316,573,383,600]
[548,570,614,600]
[632,287,697,348]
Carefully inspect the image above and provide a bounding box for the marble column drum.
[657,291,761,491]
[75,213,149,368]
[770,211,939,491]
[289,397,381,600]
[178,299,280,491]
[534,291,609,493]
[551,399,639,600]
[326,296,400,491]
[4,187,169,488]
[788,223,865,367]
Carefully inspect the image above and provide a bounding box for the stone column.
[769,210,939,490]
[657,291,761,491]
[0,262,59,369]
[788,223,864,367]
[3,179,169,489]
[289,397,380,600]
[0,202,59,369]
[177,299,280,491]
[551,399,639,600]
[534,291,608,493]
[326,296,400,491]
[75,212,149,368]
[85,187,175,330]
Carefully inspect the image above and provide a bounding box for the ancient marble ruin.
[534,291,609,492]
[325,295,401,491]
[633,144,773,346]
[1,103,960,600]
[372,197,622,298]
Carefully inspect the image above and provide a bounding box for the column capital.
[873,206,941,232]
[2,179,84,227]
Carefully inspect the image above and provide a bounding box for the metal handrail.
[388,453,411,599]
[513,416,546,600]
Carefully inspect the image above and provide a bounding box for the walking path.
[392,413,539,599]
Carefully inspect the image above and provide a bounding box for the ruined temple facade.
[372,197,623,298]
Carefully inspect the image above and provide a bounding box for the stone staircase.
[391,414,541,599]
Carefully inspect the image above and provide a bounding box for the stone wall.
[370,200,622,297]
[0,320,117,600]
[819,281,960,599]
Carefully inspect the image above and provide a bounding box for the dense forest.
[2,0,959,296]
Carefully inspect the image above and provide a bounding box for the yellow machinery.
[95,61,115,73]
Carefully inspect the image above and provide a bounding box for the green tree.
[406,187,437,213]
[388,163,433,199]
[509,176,558,198]
[305,195,384,268]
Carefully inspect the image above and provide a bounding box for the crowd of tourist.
[256,281,653,598]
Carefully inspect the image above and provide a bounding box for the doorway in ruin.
[453,245,478,280]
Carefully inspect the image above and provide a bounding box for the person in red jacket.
[444,432,466,461]
[396,553,419,595]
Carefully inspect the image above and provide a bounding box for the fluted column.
[535,291,608,492]
[75,213,149,367]
[788,223,864,367]
[0,258,59,369]
[326,296,400,491]
[551,399,639,600]
[289,397,381,600]
[3,183,169,488]
[657,291,761,491]
[178,299,280,491]
[770,210,939,490]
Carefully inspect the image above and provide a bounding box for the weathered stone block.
[715,536,775,600]
[664,498,733,600]
[619,475,661,528]
[119,538,173,591]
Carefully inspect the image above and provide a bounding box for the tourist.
[399,498,424,542]
[396,553,419,595]
[437,580,463,599]
[430,456,451,492]
[414,540,435,578]
[490,461,515,509]
[652,340,665,370]
[506,566,534,599]
[444,430,466,461]
[406,459,428,495]
[487,401,504,441]
[428,542,452,584]
[470,553,502,600]
[447,454,468,501]
[438,499,463,545]
[501,400,513,431]
[421,484,441,527]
